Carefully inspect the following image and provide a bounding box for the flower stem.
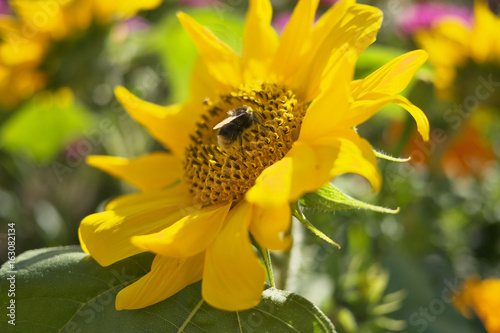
[255,242,275,288]
[263,248,275,288]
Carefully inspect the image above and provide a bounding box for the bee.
[213,106,265,154]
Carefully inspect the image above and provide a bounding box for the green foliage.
[0,93,94,164]
[0,246,336,333]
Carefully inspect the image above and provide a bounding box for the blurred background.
[0,0,499,332]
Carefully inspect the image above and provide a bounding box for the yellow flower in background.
[79,0,429,311]
[454,277,500,333]
[0,0,162,108]
[415,0,500,98]
[9,0,163,37]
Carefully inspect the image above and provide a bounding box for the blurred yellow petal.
[87,153,182,191]
[131,203,231,258]
[79,186,191,266]
[116,253,204,310]
[114,86,196,156]
[203,202,265,311]
[241,0,279,81]
[177,12,241,92]
[470,0,499,63]
[352,50,429,100]
[250,203,292,251]
[10,0,67,37]
[92,0,163,22]
[414,20,469,96]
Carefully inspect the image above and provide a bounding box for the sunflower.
[0,0,163,108]
[79,0,429,311]
[454,277,500,333]
[414,0,500,98]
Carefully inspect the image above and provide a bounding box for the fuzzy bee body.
[213,106,263,153]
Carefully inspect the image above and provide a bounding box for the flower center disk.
[183,82,307,206]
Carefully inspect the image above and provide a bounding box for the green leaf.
[0,89,94,164]
[0,246,336,333]
[147,9,245,103]
[300,183,399,214]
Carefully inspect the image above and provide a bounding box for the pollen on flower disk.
[183,81,307,206]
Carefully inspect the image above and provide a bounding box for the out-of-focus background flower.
[0,0,499,332]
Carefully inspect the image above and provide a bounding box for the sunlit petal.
[132,203,231,257]
[203,202,265,311]
[86,153,182,191]
[79,185,192,266]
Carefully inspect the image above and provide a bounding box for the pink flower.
[0,0,9,14]
[398,2,472,35]
[272,12,292,35]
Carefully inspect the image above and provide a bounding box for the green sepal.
[374,150,411,162]
[291,202,341,249]
[300,183,399,214]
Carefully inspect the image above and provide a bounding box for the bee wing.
[213,115,238,130]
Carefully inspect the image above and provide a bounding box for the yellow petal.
[245,157,292,208]
[298,3,382,100]
[104,182,191,211]
[241,0,279,81]
[115,253,204,310]
[114,86,195,156]
[286,141,325,200]
[79,185,192,266]
[188,57,218,102]
[203,202,265,311]
[314,133,382,191]
[343,95,430,141]
[177,12,241,92]
[298,54,353,143]
[131,203,231,257]
[86,153,182,191]
[310,0,355,42]
[351,50,429,100]
[250,203,292,251]
[270,0,319,85]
